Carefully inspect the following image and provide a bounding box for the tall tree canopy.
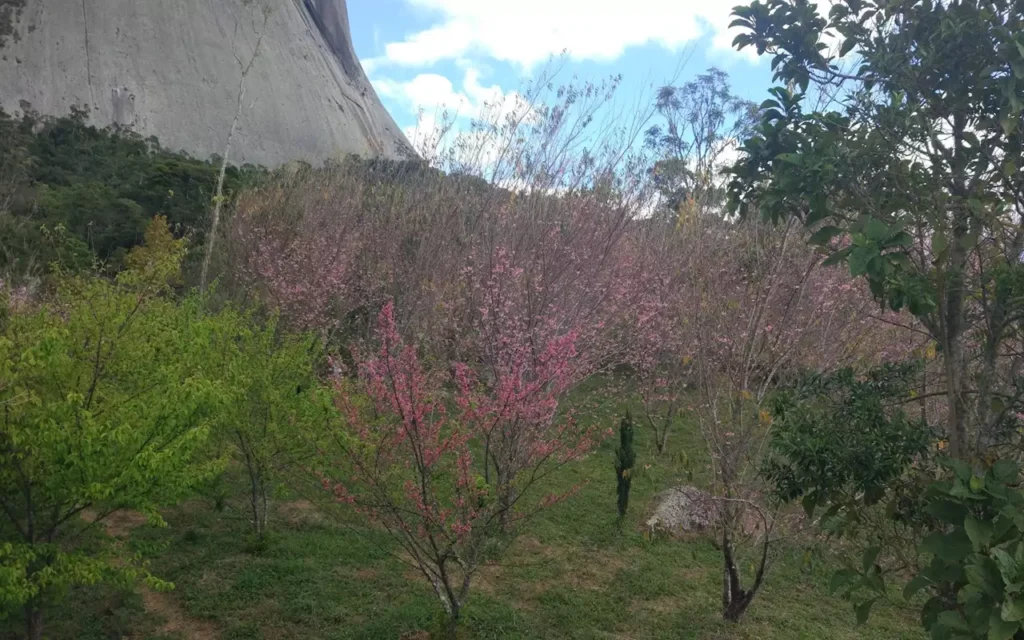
[728,0,1024,458]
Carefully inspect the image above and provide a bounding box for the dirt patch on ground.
[276,499,326,527]
[82,508,221,640]
[142,589,219,640]
[354,567,379,580]
[80,508,150,537]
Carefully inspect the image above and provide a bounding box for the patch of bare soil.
[79,508,150,537]
[142,589,219,640]
[276,498,326,527]
[83,508,221,640]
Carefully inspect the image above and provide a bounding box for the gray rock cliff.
[0,0,412,165]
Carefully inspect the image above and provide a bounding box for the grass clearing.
[5,380,923,639]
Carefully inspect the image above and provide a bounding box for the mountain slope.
[0,0,411,165]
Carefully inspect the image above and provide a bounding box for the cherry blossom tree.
[322,301,603,637]
[683,215,914,622]
[227,167,361,331]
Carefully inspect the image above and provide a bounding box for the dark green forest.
[0,108,263,275]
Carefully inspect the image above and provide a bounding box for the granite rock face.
[0,0,411,165]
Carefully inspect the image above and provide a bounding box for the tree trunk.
[199,112,238,293]
[655,403,674,454]
[25,600,42,640]
[721,528,756,622]
[444,607,461,640]
[497,485,515,531]
[944,335,968,459]
[719,501,769,623]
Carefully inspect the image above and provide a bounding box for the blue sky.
[347,0,780,147]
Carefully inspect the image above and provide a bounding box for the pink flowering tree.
[227,168,360,332]
[622,225,695,455]
[453,232,646,527]
[323,301,603,637]
[681,216,915,622]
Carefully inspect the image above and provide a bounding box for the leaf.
[966,515,994,549]
[937,610,970,631]
[903,574,931,600]
[1003,597,1024,622]
[848,247,876,277]
[862,546,881,573]
[924,500,967,525]
[884,231,914,248]
[993,460,1019,484]
[802,492,817,519]
[992,547,1019,583]
[775,153,804,166]
[822,248,850,266]
[855,597,878,625]
[966,560,1003,597]
[865,217,889,242]
[989,613,1019,640]
[921,529,973,562]
[944,458,973,482]
[839,37,857,57]
[830,569,857,595]
[809,225,843,246]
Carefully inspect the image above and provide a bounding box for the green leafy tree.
[766,377,1024,639]
[728,0,1024,459]
[646,68,756,222]
[0,108,264,277]
[204,309,334,541]
[615,412,636,521]
[0,220,223,640]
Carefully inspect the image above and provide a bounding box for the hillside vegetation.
[3,2,1024,640]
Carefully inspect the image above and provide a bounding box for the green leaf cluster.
[0,108,265,276]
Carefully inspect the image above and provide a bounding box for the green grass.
[9,379,924,639]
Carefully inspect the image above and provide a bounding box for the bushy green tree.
[761,360,1024,638]
[0,220,223,639]
[203,309,334,540]
[728,0,1024,459]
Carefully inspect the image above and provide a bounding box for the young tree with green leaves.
[0,219,222,640]
[204,309,334,540]
[728,0,1024,459]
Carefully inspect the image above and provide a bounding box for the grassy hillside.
[14,379,922,640]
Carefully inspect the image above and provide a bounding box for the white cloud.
[375,73,475,114]
[373,67,530,124]
[366,0,757,71]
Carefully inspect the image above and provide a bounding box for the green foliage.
[0,221,223,629]
[764,362,933,516]
[825,458,1024,640]
[0,108,264,276]
[764,362,1024,638]
[614,411,636,520]
[202,307,335,539]
[728,0,1024,460]
[907,458,1024,640]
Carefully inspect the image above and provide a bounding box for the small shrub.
[615,412,636,521]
